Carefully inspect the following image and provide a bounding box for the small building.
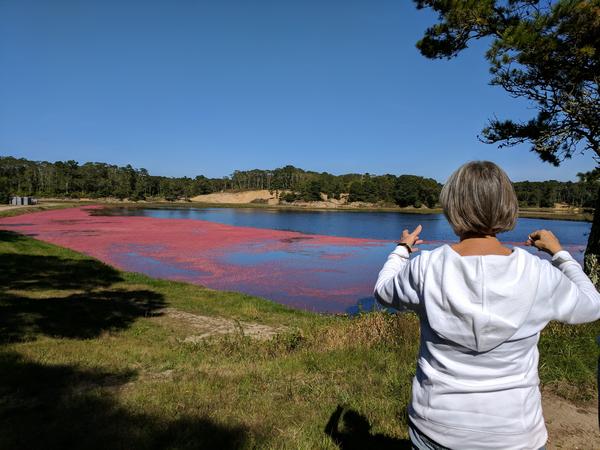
[9,196,37,206]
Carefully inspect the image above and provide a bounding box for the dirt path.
[0,205,35,212]
[162,308,288,341]
[0,203,62,212]
[543,392,599,449]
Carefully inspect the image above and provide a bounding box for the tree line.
[0,156,597,208]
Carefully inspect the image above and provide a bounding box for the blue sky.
[0,0,596,182]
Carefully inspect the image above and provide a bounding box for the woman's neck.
[459,233,498,242]
[452,234,512,256]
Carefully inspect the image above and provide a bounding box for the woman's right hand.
[526,229,563,255]
[399,224,424,252]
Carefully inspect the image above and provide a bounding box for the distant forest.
[1,156,598,208]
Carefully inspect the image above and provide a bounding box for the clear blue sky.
[0,0,596,182]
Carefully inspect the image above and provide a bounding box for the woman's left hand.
[399,224,424,252]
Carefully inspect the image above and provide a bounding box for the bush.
[129,192,146,202]
[281,192,297,203]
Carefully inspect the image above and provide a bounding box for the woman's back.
[374,243,600,449]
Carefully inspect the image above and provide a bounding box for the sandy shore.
[0,205,27,212]
[0,202,63,212]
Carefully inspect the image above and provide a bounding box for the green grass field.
[0,215,598,449]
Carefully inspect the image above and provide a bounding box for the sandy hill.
[190,190,279,204]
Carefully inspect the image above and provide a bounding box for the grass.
[518,207,593,222]
[0,221,598,448]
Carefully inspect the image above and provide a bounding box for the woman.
[374,161,600,450]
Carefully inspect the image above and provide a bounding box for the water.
[104,207,590,245]
[59,206,590,312]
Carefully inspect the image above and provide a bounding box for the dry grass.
[319,311,419,351]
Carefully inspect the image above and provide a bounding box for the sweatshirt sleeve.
[547,250,600,324]
[373,245,423,311]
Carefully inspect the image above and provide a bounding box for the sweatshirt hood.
[423,245,540,352]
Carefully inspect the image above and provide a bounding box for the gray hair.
[440,161,518,237]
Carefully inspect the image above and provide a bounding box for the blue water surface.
[104,207,590,245]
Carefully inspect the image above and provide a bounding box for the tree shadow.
[0,244,122,293]
[0,231,166,342]
[2,254,121,293]
[0,289,165,343]
[325,405,412,450]
[0,229,35,240]
[0,351,250,450]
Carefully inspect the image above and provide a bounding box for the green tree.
[348,181,366,203]
[361,175,379,203]
[193,175,214,196]
[55,160,80,196]
[0,176,9,204]
[395,175,421,207]
[415,0,600,283]
[298,180,322,202]
[374,175,398,204]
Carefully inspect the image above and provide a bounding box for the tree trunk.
[584,185,600,288]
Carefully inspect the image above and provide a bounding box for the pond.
[0,206,590,314]
[101,207,590,245]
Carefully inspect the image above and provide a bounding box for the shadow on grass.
[0,289,165,343]
[0,232,122,291]
[325,405,412,450]
[0,253,122,291]
[0,226,35,235]
[0,230,165,342]
[0,351,250,450]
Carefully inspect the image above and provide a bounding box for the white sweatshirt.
[374,244,600,450]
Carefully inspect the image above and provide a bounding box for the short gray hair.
[440,161,518,236]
